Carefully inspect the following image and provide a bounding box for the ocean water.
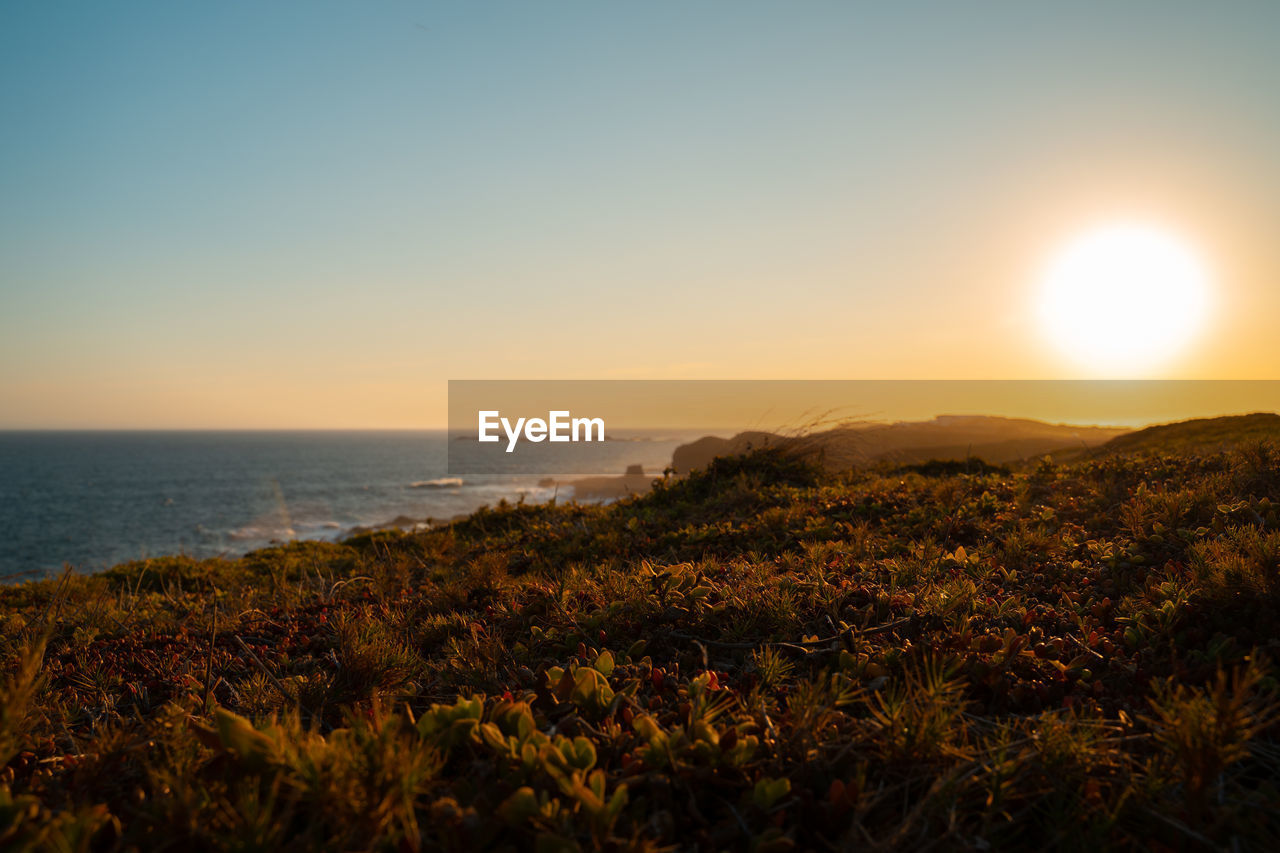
[0,430,697,583]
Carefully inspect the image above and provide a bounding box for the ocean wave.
[409,477,464,489]
[292,519,345,532]
[229,524,297,541]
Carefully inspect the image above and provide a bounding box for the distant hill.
[671,415,1130,473]
[1101,412,1280,454]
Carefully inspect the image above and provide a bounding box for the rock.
[670,431,779,473]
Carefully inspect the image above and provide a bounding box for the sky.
[1,1,1278,428]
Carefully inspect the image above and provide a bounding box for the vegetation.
[2,422,1280,851]
[1102,412,1280,454]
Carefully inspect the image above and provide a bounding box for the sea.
[0,430,706,583]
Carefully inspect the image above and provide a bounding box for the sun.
[1036,222,1212,376]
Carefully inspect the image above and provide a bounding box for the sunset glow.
[0,3,1277,427]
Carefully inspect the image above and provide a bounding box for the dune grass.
[2,439,1279,851]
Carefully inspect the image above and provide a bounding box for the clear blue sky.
[2,1,1278,427]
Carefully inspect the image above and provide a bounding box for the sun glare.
[1037,222,1212,375]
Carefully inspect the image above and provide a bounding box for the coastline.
[0,415,1157,583]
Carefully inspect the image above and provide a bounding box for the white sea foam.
[409,477,464,489]
[229,525,297,541]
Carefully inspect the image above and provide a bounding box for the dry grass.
[1,440,1279,850]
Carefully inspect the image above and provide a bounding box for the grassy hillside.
[2,427,1279,850]
[672,416,1129,473]
[1103,412,1280,454]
